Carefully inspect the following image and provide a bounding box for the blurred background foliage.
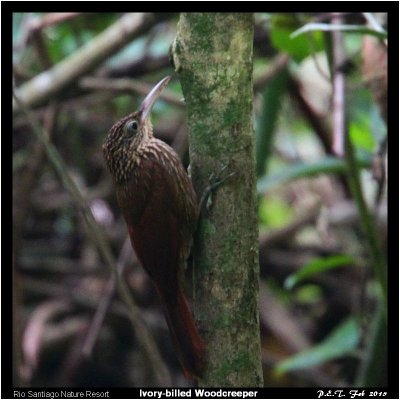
[12,12,388,387]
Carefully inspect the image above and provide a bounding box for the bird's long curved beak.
[139,76,171,123]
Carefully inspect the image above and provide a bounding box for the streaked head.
[103,76,171,183]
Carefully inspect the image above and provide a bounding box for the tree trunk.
[173,13,263,387]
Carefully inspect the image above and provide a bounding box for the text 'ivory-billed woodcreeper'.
[103,76,205,379]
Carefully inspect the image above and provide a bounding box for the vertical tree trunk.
[173,13,263,387]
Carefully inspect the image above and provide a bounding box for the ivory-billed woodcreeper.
[103,76,204,378]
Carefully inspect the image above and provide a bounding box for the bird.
[103,76,205,379]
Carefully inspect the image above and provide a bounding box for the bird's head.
[103,76,171,184]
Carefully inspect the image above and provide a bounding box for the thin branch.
[21,301,72,384]
[331,13,346,157]
[82,237,135,357]
[21,276,127,318]
[344,133,387,316]
[287,76,331,153]
[259,284,311,353]
[362,13,387,46]
[80,76,184,109]
[253,54,290,92]
[13,91,115,131]
[372,138,387,207]
[34,13,83,29]
[287,75,351,196]
[100,54,170,78]
[16,13,83,50]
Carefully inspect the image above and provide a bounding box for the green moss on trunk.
[173,13,263,387]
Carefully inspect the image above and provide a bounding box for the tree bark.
[173,13,263,387]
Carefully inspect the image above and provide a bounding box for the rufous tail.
[158,286,205,379]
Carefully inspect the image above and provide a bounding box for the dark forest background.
[12,12,388,388]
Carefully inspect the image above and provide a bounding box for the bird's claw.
[199,164,237,214]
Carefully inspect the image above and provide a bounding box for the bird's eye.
[125,120,138,137]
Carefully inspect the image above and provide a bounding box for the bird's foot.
[199,164,237,214]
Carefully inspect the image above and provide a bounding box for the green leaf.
[256,68,289,177]
[294,284,323,305]
[269,15,324,63]
[291,23,387,40]
[271,29,311,62]
[284,254,355,290]
[347,88,385,152]
[257,154,372,194]
[355,304,387,386]
[259,196,294,228]
[349,119,375,152]
[276,318,360,373]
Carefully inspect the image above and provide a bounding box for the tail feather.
[158,287,205,379]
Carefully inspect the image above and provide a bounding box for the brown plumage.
[103,76,205,379]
